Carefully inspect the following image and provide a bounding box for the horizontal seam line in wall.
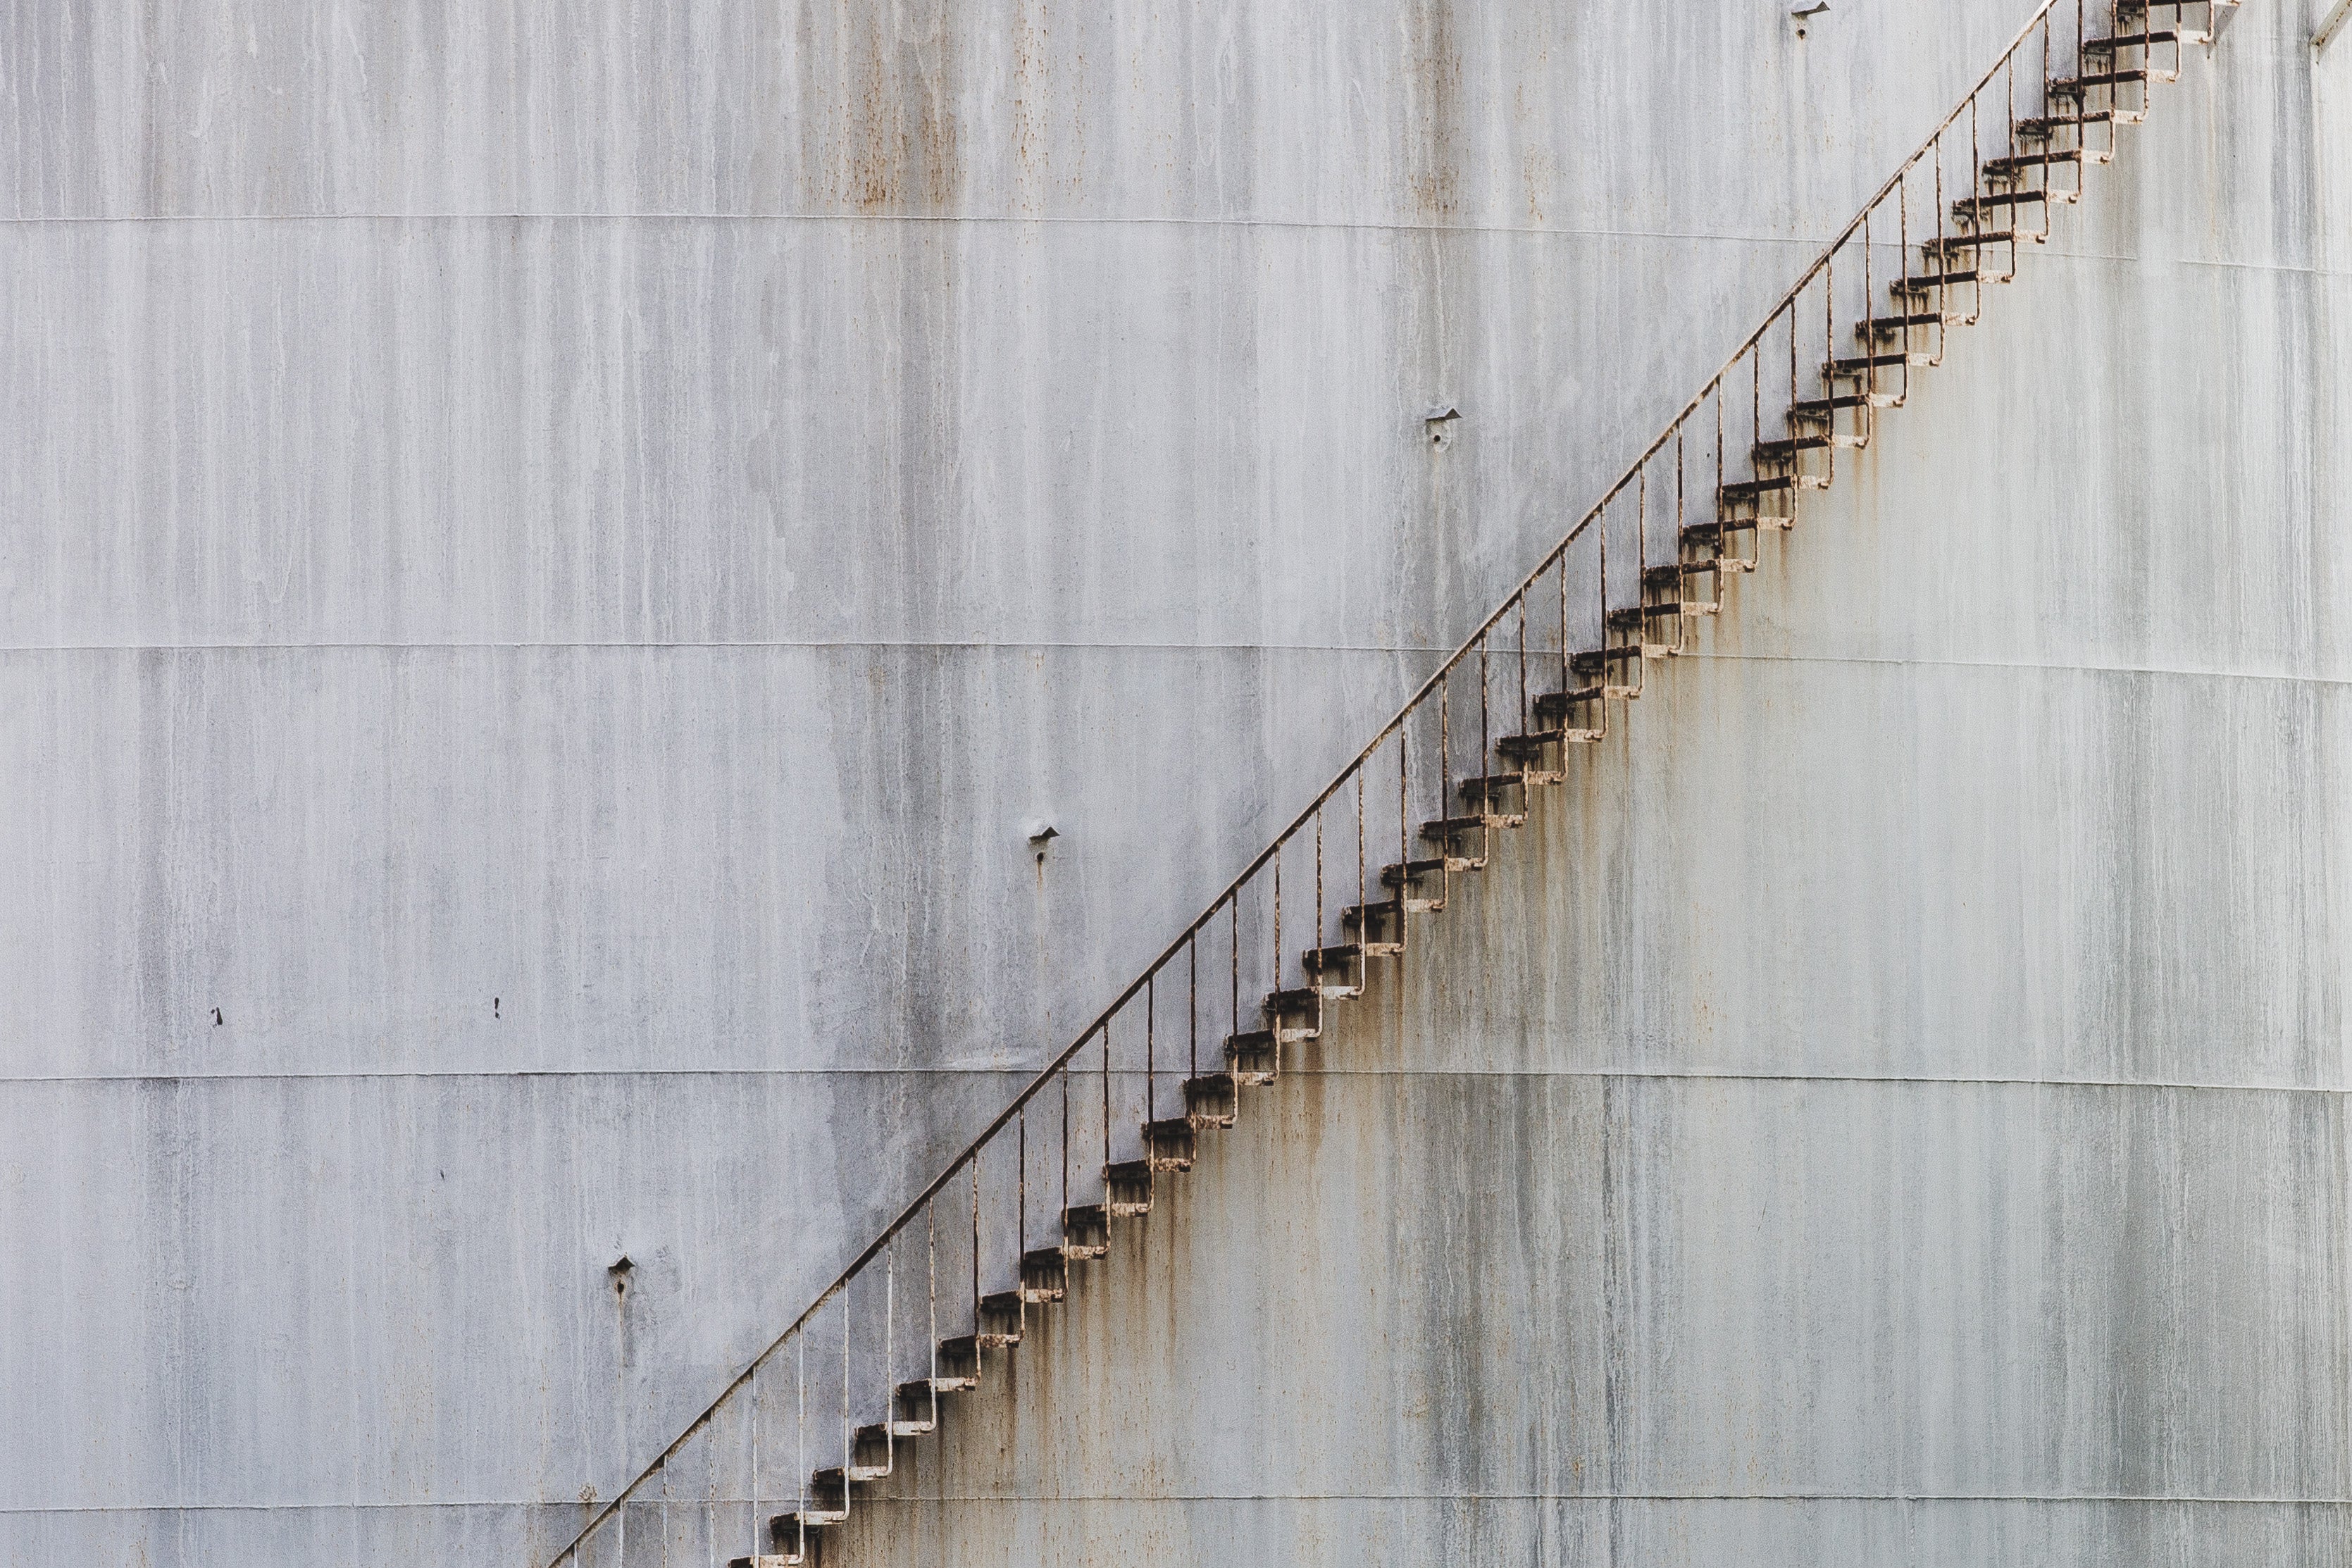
[0,212,1834,244]
[1691,652,2352,688]
[4,1068,2338,1093]
[6,1493,2350,1515]
[1,640,1452,656]
[1,213,2337,277]
[3,651,2344,684]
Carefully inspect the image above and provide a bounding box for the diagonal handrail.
[547,1,2216,1559]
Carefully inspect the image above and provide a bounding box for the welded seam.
[6,1491,2350,1516]
[6,1066,2344,1094]
[0,211,1839,245]
[1686,651,2352,689]
[5,648,2348,693]
[1,639,1452,657]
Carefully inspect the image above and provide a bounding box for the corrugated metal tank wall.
[0,1,2342,1562]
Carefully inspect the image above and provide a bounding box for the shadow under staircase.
[547,3,2241,1562]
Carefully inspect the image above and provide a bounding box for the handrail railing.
[547,3,2215,1562]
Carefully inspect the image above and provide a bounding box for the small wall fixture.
[1792,1,1829,37]
[1424,404,1462,448]
[2318,0,2351,53]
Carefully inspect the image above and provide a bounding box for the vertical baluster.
[1674,428,1687,594]
[1356,763,1366,931]
[1595,488,1609,706]
[1437,670,1450,906]
[1637,468,1650,647]
[1557,547,1569,695]
[1517,595,1529,733]
[747,1354,757,1560]
[1930,129,1946,359]
[1823,252,1835,466]
[796,1328,806,1560]
[749,1359,759,1567]
[1750,345,1762,496]
[1897,161,1908,402]
[840,1294,850,1491]
[1230,897,1240,1043]
[1273,853,1283,1005]
[1713,387,1724,535]
[1383,714,1402,888]
[1105,1015,1114,1186]
[926,1198,938,1424]
[1187,935,1197,1085]
[1476,630,1489,779]
[1861,211,1872,407]
[1969,95,1981,315]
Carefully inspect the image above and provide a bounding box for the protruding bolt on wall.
[1793,2,1829,38]
[1423,404,1461,448]
[2316,0,2351,51]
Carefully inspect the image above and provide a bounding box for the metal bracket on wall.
[2317,0,2352,51]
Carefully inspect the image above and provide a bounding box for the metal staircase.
[545,4,2239,1563]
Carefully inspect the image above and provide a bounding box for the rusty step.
[892,1379,943,1435]
[1722,473,1800,499]
[1143,1118,1196,1172]
[2017,110,2116,139]
[1183,1072,1238,1128]
[1825,349,1934,376]
[1380,857,1454,909]
[1225,1028,1280,1083]
[1953,189,2051,218]
[1460,773,1529,818]
[1986,146,2089,170]
[1792,390,1896,418]
[1754,432,1836,460]
[2083,30,2178,51]
[1061,1202,1109,1259]
[808,1469,851,1516]
[1645,594,1717,619]
[1342,898,1407,955]
[1499,728,1598,769]
[766,1512,826,1560]
[934,1335,981,1389]
[1533,686,1606,724]
[1924,230,2020,254]
[1304,942,1368,997]
[848,1424,893,1481]
[1571,647,1643,697]
[1105,1159,1154,1217]
[1264,988,1324,1041]
[976,1291,1025,1346]
[1892,269,1981,297]
[2050,68,2149,93]
[1018,1247,1066,1302]
[1418,818,1498,867]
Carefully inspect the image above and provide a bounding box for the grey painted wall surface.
[0,0,2344,1564]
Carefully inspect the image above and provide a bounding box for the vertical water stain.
[1405,0,1464,220]
[823,0,964,214]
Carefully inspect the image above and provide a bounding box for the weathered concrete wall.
[816,13,2352,1563]
[0,0,2344,1563]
